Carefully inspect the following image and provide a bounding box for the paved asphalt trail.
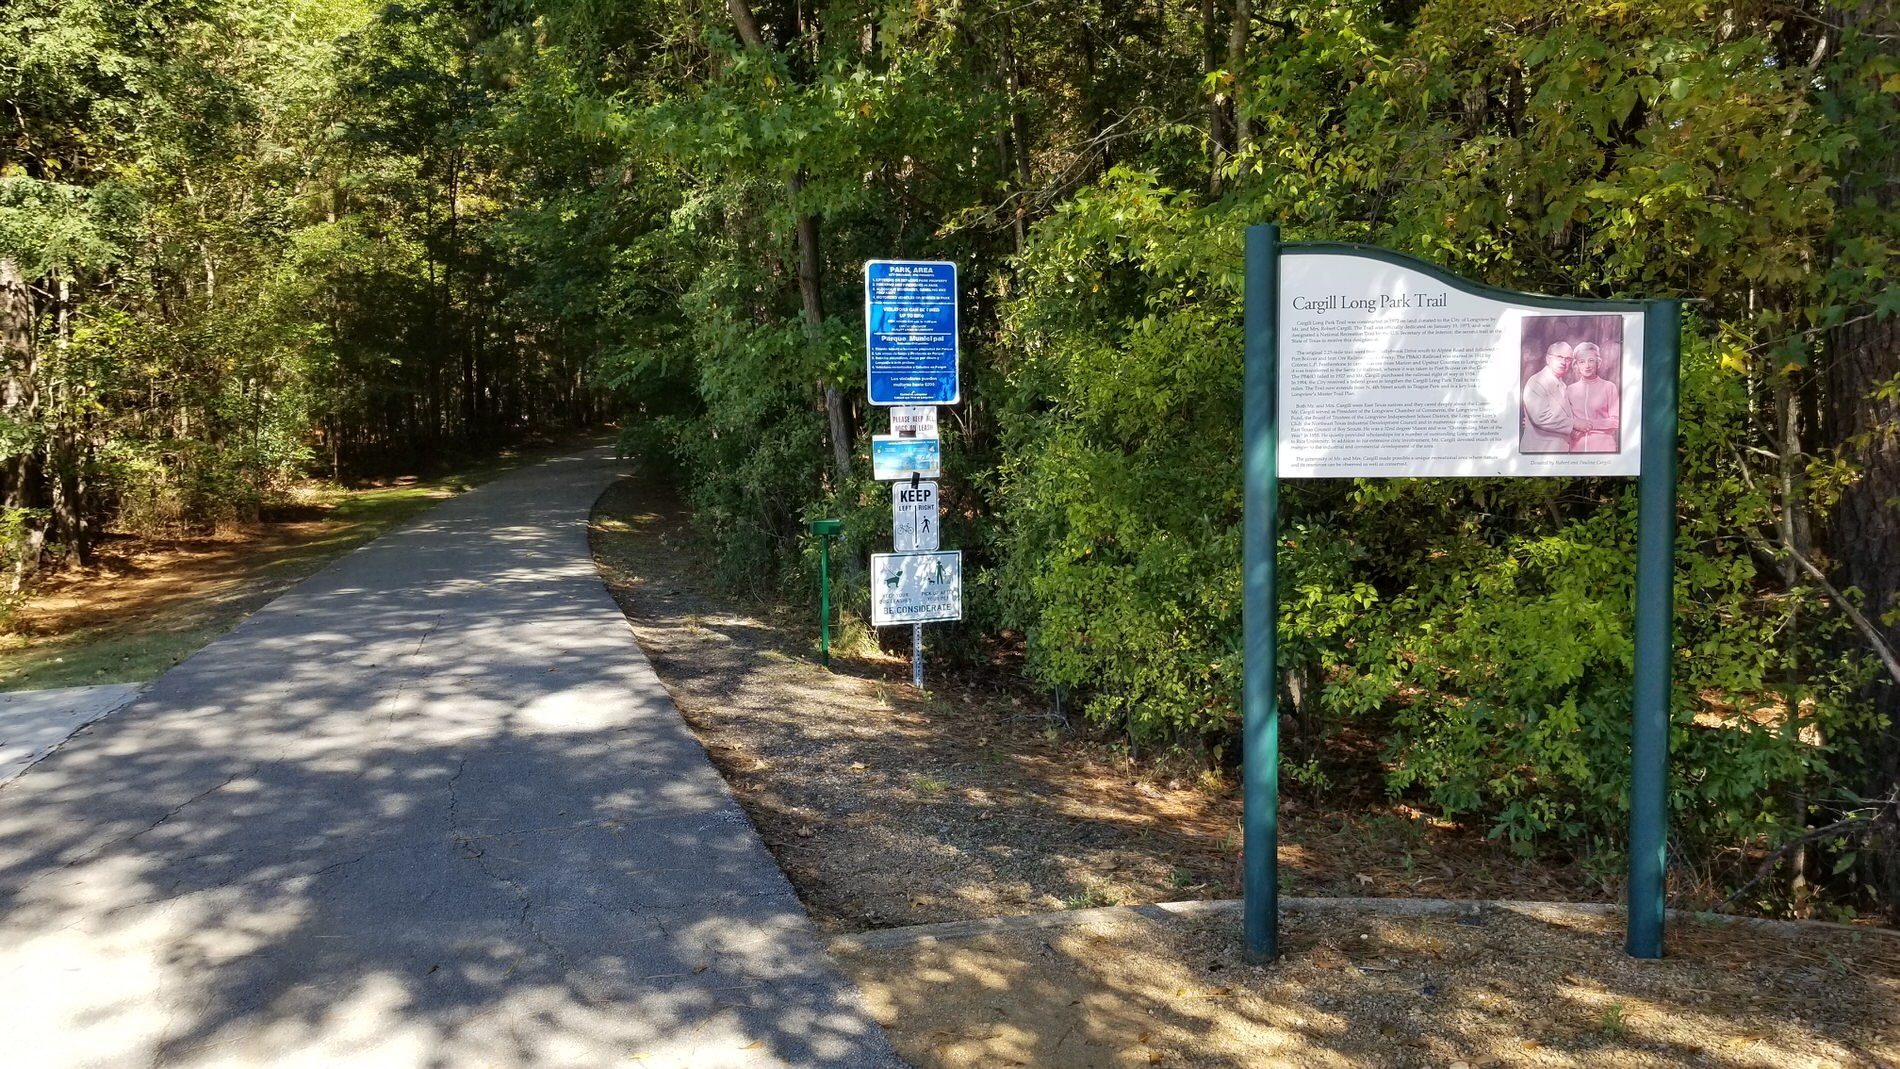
[0,448,900,1068]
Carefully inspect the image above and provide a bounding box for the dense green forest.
[4,0,1895,918]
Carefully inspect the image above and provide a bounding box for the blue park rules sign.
[865,260,958,406]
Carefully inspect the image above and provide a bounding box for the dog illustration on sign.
[882,559,949,593]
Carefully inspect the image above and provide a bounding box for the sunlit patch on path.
[0,683,143,786]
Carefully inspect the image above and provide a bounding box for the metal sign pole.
[1626,299,1681,958]
[911,623,924,690]
[907,468,926,691]
[1242,223,1281,961]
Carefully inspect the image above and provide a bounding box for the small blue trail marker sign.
[871,435,942,481]
[866,260,959,406]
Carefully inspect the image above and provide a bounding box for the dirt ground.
[591,474,1609,931]
[0,481,474,692]
[588,471,1900,1067]
[833,904,1899,1068]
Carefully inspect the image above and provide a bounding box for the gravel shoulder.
[832,902,1898,1068]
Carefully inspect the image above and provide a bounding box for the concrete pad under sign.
[0,683,143,787]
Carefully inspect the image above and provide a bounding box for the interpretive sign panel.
[872,435,942,481]
[889,405,939,439]
[891,480,939,552]
[1278,250,1645,478]
[1243,227,1683,964]
[870,551,962,626]
[866,260,959,406]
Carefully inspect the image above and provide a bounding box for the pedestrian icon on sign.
[891,480,939,553]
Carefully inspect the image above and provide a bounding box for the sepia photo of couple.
[1518,314,1625,455]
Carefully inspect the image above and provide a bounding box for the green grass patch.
[0,623,233,692]
[1062,887,1115,910]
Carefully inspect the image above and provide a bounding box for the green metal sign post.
[1241,223,1681,962]
[809,518,842,669]
[1627,299,1682,958]
[1241,225,1281,961]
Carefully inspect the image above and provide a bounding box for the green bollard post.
[809,519,842,669]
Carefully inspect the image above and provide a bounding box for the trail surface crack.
[447,757,575,978]
[23,769,251,892]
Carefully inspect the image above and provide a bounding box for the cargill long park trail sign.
[1242,224,1681,960]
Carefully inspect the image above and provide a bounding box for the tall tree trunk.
[49,275,86,565]
[1228,0,1250,159]
[1204,0,1229,193]
[1823,0,1900,922]
[448,158,475,443]
[180,174,217,302]
[1773,371,1813,907]
[1080,30,1108,181]
[1,257,45,582]
[1,254,34,510]
[793,179,852,481]
[1005,30,1033,252]
[730,0,854,484]
[1826,298,1900,920]
[726,0,766,49]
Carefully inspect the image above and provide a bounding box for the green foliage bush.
[982,0,1890,867]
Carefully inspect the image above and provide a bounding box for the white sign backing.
[890,405,939,439]
[891,480,940,552]
[870,551,962,626]
[1278,251,1644,478]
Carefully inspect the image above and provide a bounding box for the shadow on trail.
[0,452,893,1067]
